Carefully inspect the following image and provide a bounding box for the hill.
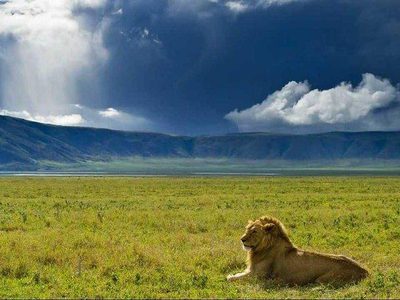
[1,115,400,169]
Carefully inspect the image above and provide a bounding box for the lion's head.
[241,216,292,252]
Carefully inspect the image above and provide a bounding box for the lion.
[226,216,369,286]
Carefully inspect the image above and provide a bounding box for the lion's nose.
[241,237,247,242]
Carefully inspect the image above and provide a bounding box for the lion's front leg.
[227,270,252,281]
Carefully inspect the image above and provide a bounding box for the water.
[0,171,169,177]
[1,170,400,177]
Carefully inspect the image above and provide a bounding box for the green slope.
[1,115,400,170]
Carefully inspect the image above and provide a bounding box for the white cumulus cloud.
[0,109,85,126]
[99,107,121,118]
[226,73,400,133]
[34,114,85,126]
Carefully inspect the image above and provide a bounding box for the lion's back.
[271,249,368,286]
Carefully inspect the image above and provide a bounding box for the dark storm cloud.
[94,0,400,134]
[1,0,400,134]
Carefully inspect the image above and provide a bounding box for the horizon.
[3,114,400,137]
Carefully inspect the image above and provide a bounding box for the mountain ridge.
[1,115,400,168]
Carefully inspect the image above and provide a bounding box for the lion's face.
[241,220,276,251]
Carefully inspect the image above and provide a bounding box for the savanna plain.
[0,177,399,298]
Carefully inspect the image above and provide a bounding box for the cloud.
[0,109,85,126]
[0,0,109,116]
[95,107,151,130]
[224,0,305,13]
[225,1,248,13]
[77,105,153,131]
[112,8,123,15]
[0,1,159,132]
[226,73,400,133]
[0,104,153,131]
[99,107,121,118]
[167,0,303,17]
[33,114,85,126]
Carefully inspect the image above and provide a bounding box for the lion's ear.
[248,219,254,224]
[263,223,275,232]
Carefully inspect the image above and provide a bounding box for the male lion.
[227,216,369,286]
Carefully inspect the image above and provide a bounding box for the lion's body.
[248,244,368,286]
[227,216,369,286]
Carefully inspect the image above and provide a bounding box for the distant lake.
[1,170,400,177]
[0,172,169,177]
[0,171,278,177]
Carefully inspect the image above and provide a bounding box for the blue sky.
[0,0,400,135]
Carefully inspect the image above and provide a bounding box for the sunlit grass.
[0,177,399,298]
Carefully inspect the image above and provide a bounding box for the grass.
[5,157,400,174]
[0,176,399,298]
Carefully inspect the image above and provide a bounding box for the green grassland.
[0,177,399,298]
[36,157,400,174]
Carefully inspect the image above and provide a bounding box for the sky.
[0,0,400,135]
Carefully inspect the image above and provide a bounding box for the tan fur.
[227,216,369,286]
